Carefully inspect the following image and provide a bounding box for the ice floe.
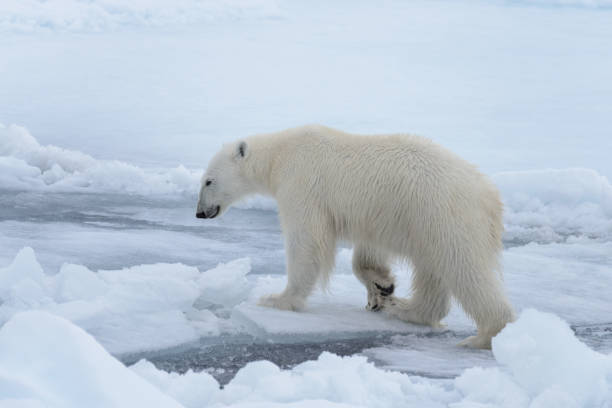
[0,309,609,407]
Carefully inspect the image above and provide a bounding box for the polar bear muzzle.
[196,205,220,219]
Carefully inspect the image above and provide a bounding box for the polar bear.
[196,125,515,348]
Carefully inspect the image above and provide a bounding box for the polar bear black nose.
[196,212,207,219]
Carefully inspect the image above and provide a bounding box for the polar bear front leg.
[352,244,395,312]
[259,226,336,311]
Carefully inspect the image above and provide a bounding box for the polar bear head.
[196,140,251,219]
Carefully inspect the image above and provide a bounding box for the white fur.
[197,125,515,349]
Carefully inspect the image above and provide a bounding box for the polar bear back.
[248,125,503,267]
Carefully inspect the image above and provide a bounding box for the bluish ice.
[1,0,611,406]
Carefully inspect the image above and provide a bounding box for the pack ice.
[1,309,610,408]
[2,0,612,405]
[0,242,611,406]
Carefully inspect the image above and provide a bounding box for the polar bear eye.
[205,179,212,186]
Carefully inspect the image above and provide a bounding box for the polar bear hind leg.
[384,252,514,349]
[450,263,515,349]
[352,244,395,311]
[383,261,452,329]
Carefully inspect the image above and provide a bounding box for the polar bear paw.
[365,279,395,312]
[381,296,446,329]
[458,334,492,349]
[258,293,303,311]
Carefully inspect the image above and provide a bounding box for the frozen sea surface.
[2,309,612,407]
[0,191,285,273]
[122,324,612,386]
[1,0,612,406]
[1,92,612,405]
[1,187,611,387]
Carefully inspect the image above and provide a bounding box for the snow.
[0,246,429,353]
[1,238,610,361]
[215,353,455,408]
[0,0,282,33]
[0,247,256,353]
[130,360,219,408]
[363,238,612,376]
[0,247,45,294]
[491,309,612,406]
[494,168,612,243]
[1,0,610,36]
[0,311,183,408]
[232,265,433,338]
[0,210,610,405]
[1,0,612,405]
[503,239,612,325]
[452,309,612,407]
[0,123,200,195]
[2,1,611,176]
[1,309,610,407]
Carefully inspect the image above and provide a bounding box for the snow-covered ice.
[0,239,610,375]
[0,0,283,33]
[0,246,440,355]
[0,123,200,195]
[0,311,184,408]
[1,0,612,405]
[494,169,612,244]
[1,1,612,175]
[0,247,253,353]
[1,309,610,407]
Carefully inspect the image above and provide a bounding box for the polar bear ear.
[235,141,248,159]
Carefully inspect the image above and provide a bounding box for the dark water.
[120,323,612,386]
[122,334,392,386]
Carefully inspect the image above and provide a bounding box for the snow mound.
[0,0,283,33]
[0,247,432,353]
[217,352,455,407]
[0,311,183,408]
[494,168,612,243]
[495,310,612,405]
[2,309,609,407]
[2,242,610,360]
[0,247,253,353]
[220,310,611,408]
[0,123,200,196]
[457,309,612,407]
[130,360,219,408]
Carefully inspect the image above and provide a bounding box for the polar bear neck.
[238,125,347,197]
[240,133,284,196]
